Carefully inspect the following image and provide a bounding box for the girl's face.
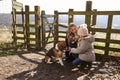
[70,26,77,34]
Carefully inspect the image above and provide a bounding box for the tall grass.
[0,26,12,43]
[0,26,14,56]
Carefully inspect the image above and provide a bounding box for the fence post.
[85,1,92,31]
[54,11,58,47]
[12,8,17,46]
[68,9,74,24]
[21,8,26,48]
[35,6,40,49]
[105,15,113,56]
[12,0,17,46]
[92,9,97,26]
[41,11,46,48]
[25,5,30,49]
[91,9,97,35]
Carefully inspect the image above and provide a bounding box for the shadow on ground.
[5,52,90,80]
[5,52,120,80]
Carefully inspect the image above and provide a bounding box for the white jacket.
[70,34,95,62]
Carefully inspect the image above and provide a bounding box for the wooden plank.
[73,11,120,15]
[58,36,66,38]
[58,12,68,14]
[91,9,97,35]
[54,11,59,45]
[16,11,25,14]
[93,11,120,15]
[68,9,74,24]
[111,29,120,33]
[90,28,107,32]
[35,6,40,49]
[16,24,23,26]
[25,5,30,48]
[105,15,113,56]
[85,1,92,28]
[92,9,97,25]
[59,31,67,34]
[12,0,23,10]
[109,48,120,52]
[58,23,68,28]
[16,37,24,40]
[29,32,35,35]
[12,9,17,46]
[95,38,106,42]
[16,11,35,14]
[90,28,120,33]
[42,15,55,18]
[15,24,36,28]
[28,38,36,41]
[41,11,46,48]
[94,46,106,50]
[110,40,120,44]
[17,31,24,34]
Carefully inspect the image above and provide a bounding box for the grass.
[116,72,120,75]
[0,42,14,56]
[0,26,14,56]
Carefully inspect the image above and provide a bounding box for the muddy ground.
[0,50,120,80]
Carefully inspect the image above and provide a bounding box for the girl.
[70,24,96,69]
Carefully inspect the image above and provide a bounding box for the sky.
[0,0,120,13]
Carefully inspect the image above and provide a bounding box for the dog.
[44,41,66,66]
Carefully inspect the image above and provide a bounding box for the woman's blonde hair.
[68,23,77,32]
[67,23,78,37]
[67,23,79,45]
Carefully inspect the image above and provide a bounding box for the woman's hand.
[66,47,71,51]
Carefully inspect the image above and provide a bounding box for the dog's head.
[56,41,66,51]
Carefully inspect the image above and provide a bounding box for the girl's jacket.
[70,34,95,62]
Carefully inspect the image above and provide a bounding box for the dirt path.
[0,52,44,80]
[0,51,120,80]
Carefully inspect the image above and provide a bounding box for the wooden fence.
[54,1,120,56]
[12,0,41,49]
[12,1,120,56]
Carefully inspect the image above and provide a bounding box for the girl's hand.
[70,48,78,54]
[70,48,77,53]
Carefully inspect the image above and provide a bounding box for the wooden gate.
[41,11,58,49]
[12,0,58,50]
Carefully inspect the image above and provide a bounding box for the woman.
[65,23,79,62]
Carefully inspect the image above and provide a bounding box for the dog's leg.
[57,58,64,66]
[47,58,52,64]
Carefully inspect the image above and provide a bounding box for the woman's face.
[70,26,77,34]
